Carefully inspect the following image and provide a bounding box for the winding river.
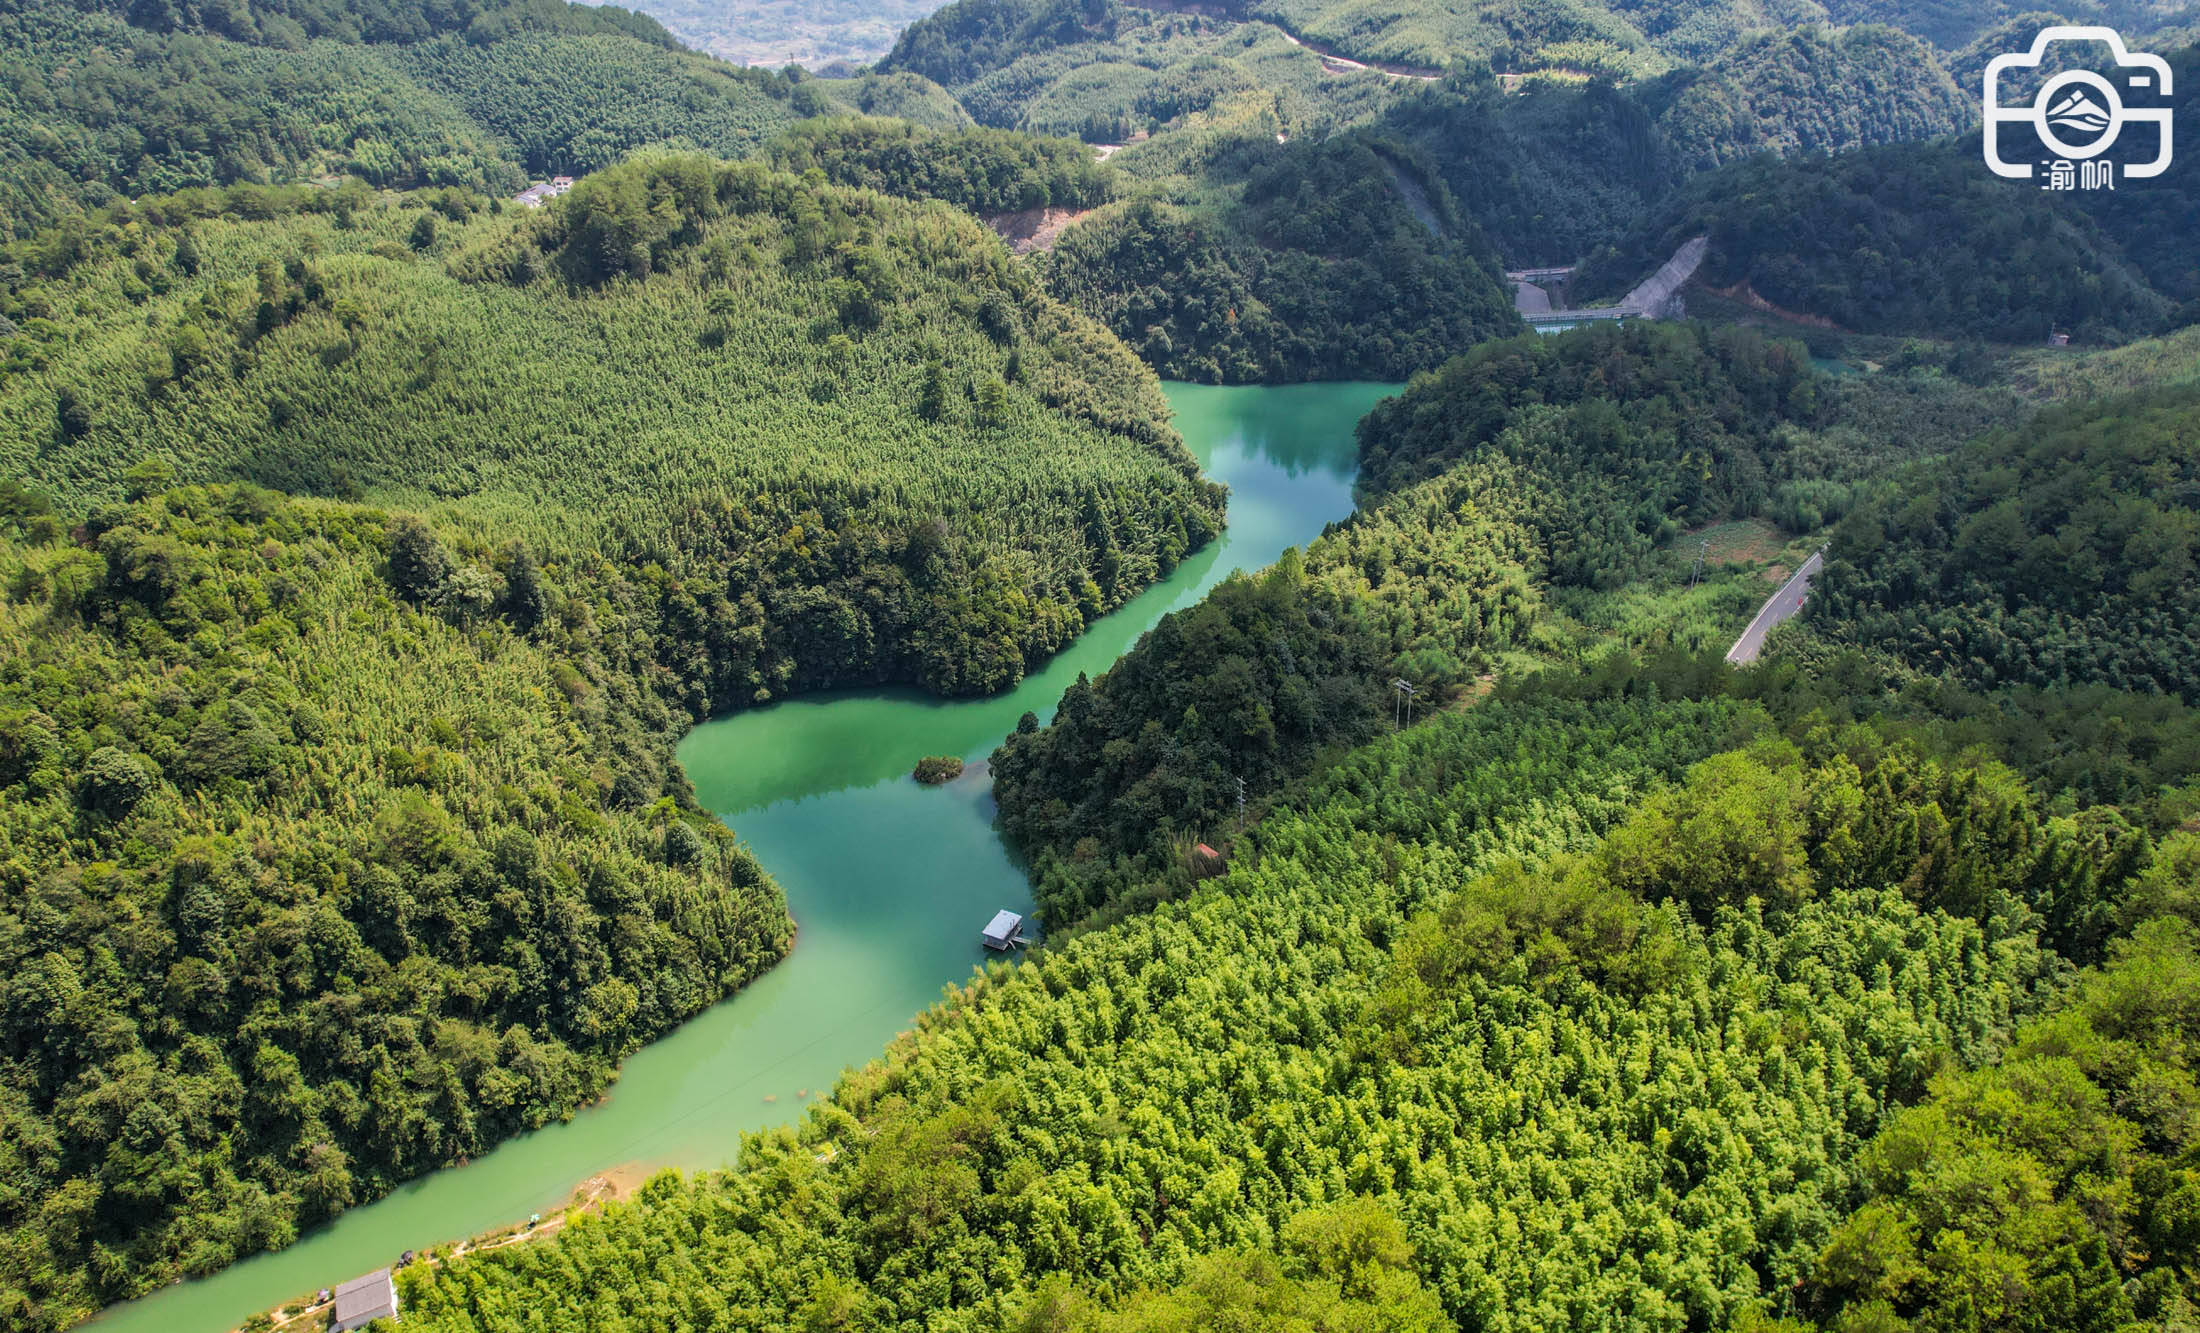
[83,380,1394,1333]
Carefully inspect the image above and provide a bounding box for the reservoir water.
[82,379,1394,1333]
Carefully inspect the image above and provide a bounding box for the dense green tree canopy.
[1044,134,1521,383]
[1,158,1223,703]
[0,483,790,1329]
[391,687,2190,1330]
[2,2,2198,1326]
[992,322,2032,926]
[1377,23,1975,262]
[769,117,1115,216]
[1807,911,2200,1331]
[816,70,979,131]
[0,153,1234,1324]
[1578,48,2199,343]
[0,0,822,238]
[1812,384,2200,701]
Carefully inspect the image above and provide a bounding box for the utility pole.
[1236,774,1246,818]
[1689,537,1708,590]
[1391,678,1419,728]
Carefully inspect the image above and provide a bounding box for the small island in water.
[913,755,964,784]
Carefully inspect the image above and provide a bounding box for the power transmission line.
[1391,678,1419,728]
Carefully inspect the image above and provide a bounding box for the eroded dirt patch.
[986,206,1096,255]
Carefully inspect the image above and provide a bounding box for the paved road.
[1726,548,1824,665]
[1525,305,1635,323]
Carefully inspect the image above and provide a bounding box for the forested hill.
[1249,0,2200,67]
[867,0,1987,279]
[395,678,2200,1330]
[1375,22,1974,260]
[1575,43,2199,339]
[880,0,1973,154]
[1042,134,1523,382]
[857,0,1534,382]
[0,0,830,239]
[881,0,2080,84]
[1641,22,1971,168]
[878,0,1975,157]
[1577,136,2187,341]
[989,322,2030,925]
[0,154,1234,1325]
[1811,384,2200,701]
[2,156,1221,698]
[0,482,792,1329]
[812,68,978,130]
[87,0,681,46]
[370,313,2200,1331]
[768,117,1116,216]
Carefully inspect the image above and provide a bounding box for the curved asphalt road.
[1726,548,1824,665]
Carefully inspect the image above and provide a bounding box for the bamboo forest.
[1,0,2197,1331]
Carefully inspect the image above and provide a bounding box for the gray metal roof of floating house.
[981,910,1024,948]
[332,1267,399,1331]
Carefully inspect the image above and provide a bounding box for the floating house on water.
[981,910,1026,951]
[331,1268,399,1331]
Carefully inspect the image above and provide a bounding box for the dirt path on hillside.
[1274,28,1443,79]
[1131,0,1444,80]
[1704,279,1842,329]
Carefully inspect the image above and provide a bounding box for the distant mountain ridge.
[575,0,953,67]
[0,0,833,238]
[1576,41,2200,339]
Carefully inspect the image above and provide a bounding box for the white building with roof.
[981,910,1024,951]
[331,1268,399,1331]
